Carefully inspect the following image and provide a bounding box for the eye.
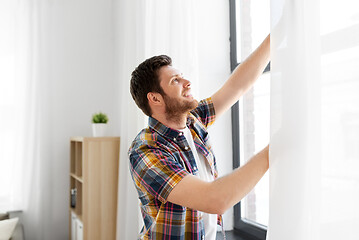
[172,78,179,83]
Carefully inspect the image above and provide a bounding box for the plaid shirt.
[129,98,221,240]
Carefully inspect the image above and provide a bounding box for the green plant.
[92,112,109,124]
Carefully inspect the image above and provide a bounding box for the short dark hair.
[130,55,172,116]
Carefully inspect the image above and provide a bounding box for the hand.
[261,144,270,167]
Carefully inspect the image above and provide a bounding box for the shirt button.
[173,138,176,141]
[184,146,189,150]
[179,132,183,136]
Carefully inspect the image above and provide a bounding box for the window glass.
[235,0,241,63]
[249,0,270,51]
[235,0,269,62]
[239,73,270,226]
[234,0,270,227]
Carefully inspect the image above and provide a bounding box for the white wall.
[37,1,120,239]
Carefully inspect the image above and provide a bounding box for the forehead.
[158,65,181,83]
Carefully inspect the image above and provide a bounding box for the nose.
[183,78,191,88]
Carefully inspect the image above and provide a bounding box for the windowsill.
[216,230,262,240]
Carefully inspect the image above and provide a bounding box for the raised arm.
[167,145,269,214]
[212,34,270,118]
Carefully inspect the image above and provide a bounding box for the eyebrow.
[171,73,183,78]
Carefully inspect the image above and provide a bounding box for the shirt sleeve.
[129,143,189,204]
[190,97,216,128]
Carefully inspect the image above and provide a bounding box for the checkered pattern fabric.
[129,98,221,240]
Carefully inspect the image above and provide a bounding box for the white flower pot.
[92,123,107,137]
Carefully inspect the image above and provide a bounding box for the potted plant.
[92,112,109,137]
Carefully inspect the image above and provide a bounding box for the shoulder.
[190,97,216,128]
[128,127,173,163]
[128,127,157,155]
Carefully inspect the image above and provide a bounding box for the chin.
[188,99,199,110]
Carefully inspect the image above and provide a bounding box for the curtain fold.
[2,0,54,239]
[115,0,200,239]
[268,0,359,239]
[2,1,120,239]
[114,0,145,239]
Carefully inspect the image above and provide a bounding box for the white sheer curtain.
[114,1,145,239]
[0,0,53,239]
[2,0,121,239]
[268,0,359,239]
[143,0,199,91]
[115,1,199,239]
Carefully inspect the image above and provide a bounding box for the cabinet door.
[76,219,83,240]
[71,213,77,240]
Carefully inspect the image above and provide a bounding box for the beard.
[163,94,198,122]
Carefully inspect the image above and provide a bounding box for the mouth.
[183,92,193,98]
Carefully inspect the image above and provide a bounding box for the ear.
[147,92,163,105]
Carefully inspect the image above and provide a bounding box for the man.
[129,35,270,240]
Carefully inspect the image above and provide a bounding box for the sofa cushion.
[0,217,19,240]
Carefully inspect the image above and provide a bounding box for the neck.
[152,112,188,130]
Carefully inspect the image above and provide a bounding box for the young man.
[129,35,270,240]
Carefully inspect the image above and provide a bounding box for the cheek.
[168,88,181,97]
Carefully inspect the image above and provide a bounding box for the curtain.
[268,0,359,239]
[2,0,120,239]
[115,0,200,239]
[114,0,145,239]
[0,0,53,239]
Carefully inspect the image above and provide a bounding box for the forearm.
[167,146,269,215]
[212,34,270,117]
[208,146,269,214]
[230,34,270,95]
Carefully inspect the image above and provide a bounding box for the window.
[229,0,270,238]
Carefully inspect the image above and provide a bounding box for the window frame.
[229,0,270,239]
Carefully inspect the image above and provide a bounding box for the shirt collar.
[148,115,195,139]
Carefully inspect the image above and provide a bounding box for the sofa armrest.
[11,223,24,240]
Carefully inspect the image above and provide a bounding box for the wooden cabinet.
[69,137,120,240]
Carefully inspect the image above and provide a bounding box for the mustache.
[182,89,192,95]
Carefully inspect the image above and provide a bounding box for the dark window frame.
[229,0,269,239]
